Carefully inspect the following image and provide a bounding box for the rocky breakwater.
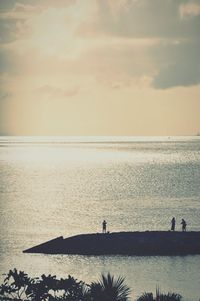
[23,231,200,256]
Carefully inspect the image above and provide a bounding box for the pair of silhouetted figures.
[171,217,187,232]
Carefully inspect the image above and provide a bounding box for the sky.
[0,0,200,136]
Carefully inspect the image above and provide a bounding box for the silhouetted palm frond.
[136,289,182,301]
[137,292,154,301]
[90,273,130,301]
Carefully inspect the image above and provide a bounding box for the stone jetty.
[23,231,200,256]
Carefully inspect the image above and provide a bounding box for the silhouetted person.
[181,219,187,232]
[171,217,176,231]
[102,220,107,233]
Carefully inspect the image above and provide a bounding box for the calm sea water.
[0,136,200,300]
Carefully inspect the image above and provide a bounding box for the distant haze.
[0,0,200,135]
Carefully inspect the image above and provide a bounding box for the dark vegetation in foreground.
[0,269,191,301]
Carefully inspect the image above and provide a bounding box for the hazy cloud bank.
[0,0,200,135]
[0,0,199,90]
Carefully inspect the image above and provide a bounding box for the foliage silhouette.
[0,269,187,301]
[0,269,89,301]
[90,273,131,301]
[136,288,182,301]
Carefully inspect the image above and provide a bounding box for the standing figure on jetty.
[181,219,187,232]
[102,220,107,233]
[171,217,176,231]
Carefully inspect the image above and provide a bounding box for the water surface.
[0,136,200,300]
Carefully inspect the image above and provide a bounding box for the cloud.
[75,0,200,88]
[0,92,10,101]
[153,40,200,89]
[0,49,19,74]
[0,1,16,11]
[0,0,200,92]
[0,3,36,43]
[0,0,75,14]
[0,0,75,44]
[75,37,156,88]
[0,3,41,20]
[0,0,200,135]
[79,0,196,39]
[180,2,200,19]
[99,0,200,89]
[37,85,79,98]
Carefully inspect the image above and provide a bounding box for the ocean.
[0,136,200,300]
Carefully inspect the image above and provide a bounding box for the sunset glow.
[0,0,200,135]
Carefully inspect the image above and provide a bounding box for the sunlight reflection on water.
[0,137,200,300]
